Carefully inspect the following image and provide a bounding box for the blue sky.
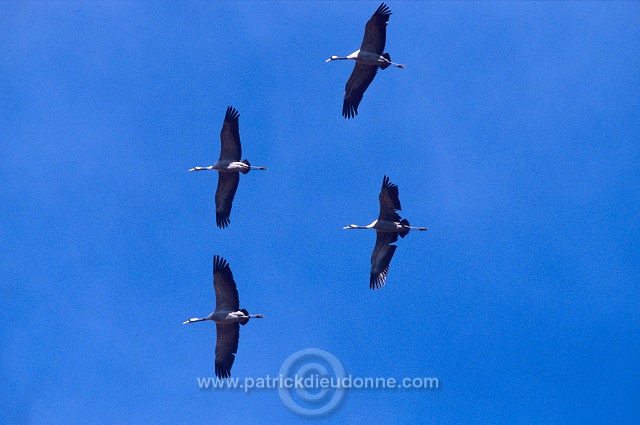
[1,1,639,423]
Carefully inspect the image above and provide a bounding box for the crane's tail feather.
[380,52,406,69]
[239,309,264,325]
[380,53,391,70]
[239,309,250,325]
[399,219,410,238]
[241,159,267,172]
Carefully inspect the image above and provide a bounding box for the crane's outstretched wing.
[370,231,398,289]
[343,63,377,119]
[215,322,239,379]
[378,175,402,222]
[360,3,391,55]
[215,172,239,229]
[219,106,242,162]
[213,255,240,311]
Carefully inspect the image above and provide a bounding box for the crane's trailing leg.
[239,309,265,325]
[380,53,406,69]
[241,159,267,173]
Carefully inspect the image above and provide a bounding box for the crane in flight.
[190,106,267,228]
[326,3,406,119]
[183,255,264,379]
[344,176,427,289]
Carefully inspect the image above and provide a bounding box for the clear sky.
[1,1,639,424]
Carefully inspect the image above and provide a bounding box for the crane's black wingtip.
[342,101,358,119]
[370,273,386,290]
[215,364,232,380]
[381,175,401,210]
[374,3,392,18]
[382,175,397,190]
[370,262,393,289]
[224,106,240,122]
[216,214,231,229]
[213,255,230,273]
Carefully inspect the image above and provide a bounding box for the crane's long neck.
[249,314,265,318]
[343,224,371,230]
[183,317,208,324]
[189,166,215,171]
[404,226,428,231]
[249,166,267,170]
[325,56,350,62]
